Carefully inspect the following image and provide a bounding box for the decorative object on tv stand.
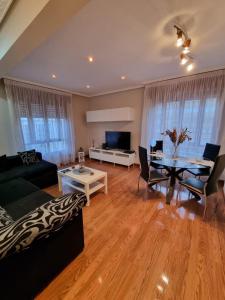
[78,147,85,173]
[161,128,192,158]
[174,24,195,72]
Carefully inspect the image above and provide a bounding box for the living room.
[0,0,225,299]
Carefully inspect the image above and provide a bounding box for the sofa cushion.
[0,206,13,228]
[0,178,40,207]
[0,192,86,260]
[5,190,54,221]
[17,149,40,166]
[0,155,9,173]
[0,160,57,185]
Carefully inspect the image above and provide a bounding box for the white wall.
[87,88,144,162]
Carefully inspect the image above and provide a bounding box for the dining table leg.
[166,167,176,204]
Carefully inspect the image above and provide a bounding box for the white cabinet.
[89,148,135,168]
[86,107,134,123]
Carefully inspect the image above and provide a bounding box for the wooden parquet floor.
[37,160,225,300]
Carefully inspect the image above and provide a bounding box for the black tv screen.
[105,131,131,150]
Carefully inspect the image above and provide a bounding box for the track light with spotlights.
[180,53,189,65]
[174,25,195,71]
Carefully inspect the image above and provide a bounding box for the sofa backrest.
[6,152,42,168]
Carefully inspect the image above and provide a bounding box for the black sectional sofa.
[0,153,86,300]
[0,152,58,188]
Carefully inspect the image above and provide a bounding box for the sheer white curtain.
[4,79,75,165]
[141,69,225,157]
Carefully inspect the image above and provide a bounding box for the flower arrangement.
[161,128,192,157]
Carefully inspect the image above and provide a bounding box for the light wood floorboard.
[37,160,225,300]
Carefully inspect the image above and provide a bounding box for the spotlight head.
[180,53,188,65]
[186,62,194,72]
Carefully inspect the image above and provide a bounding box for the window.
[4,79,74,164]
[149,97,218,157]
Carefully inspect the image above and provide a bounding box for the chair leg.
[203,195,208,220]
[176,184,181,206]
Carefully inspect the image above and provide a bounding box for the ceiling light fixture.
[180,53,188,65]
[86,85,91,89]
[186,62,194,72]
[121,75,126,80]
[51,74,56,79]
[88,56,94,63]
[174,25,195,72]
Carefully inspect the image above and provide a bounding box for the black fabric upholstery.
[0,155,9,173]
[0,152,57,188]
[0,178,40,207]
[0,176,85,299]
[0,210,84,300]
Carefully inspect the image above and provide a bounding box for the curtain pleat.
[141,70,225,157]
[4,79,75,165]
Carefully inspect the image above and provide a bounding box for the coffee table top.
[58,165,107,184]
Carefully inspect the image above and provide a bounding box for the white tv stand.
[89,147,135,169]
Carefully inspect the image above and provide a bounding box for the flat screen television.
[105,131,131,151]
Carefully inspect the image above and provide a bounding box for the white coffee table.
[57,165,108,206]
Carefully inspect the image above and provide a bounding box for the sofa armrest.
[36,152,42,161]
[0,192,86,260]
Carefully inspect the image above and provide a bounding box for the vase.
[172,145,178,159]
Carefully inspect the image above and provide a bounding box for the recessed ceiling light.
[121,76,126,80]
[51,74,56,79]
[86,85,91,89]
[88,56,94,63]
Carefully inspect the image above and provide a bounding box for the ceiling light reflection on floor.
[161,274,169,285]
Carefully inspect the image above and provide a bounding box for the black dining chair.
[138,146,168,192]
[176,154,225,218]
[150,140,165,172]
[187,143,221,178]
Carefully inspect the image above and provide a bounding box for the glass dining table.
[151,158,210,204]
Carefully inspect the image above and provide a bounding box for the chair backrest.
[138,146,149,182]
[203,143,220,162]
[150,140,163,153]
[206,154,225,196]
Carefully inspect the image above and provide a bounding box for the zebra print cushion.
[0,206,13,228]
[0,192,86,260]
[17,149,39,165]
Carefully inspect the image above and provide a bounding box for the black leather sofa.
[0,152,58,188]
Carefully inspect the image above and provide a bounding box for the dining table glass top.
[151,158,209,169]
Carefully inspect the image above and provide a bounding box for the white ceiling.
[8,0,225,96]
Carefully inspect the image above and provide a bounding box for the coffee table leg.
[104,175,108,194]
[58,174,62,192]
[85,183,90,206]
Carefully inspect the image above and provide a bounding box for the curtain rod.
[144,67,225,86]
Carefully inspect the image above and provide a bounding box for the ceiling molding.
[142,66,225,86]
[87,84,144,98]
[3,76,88,97]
